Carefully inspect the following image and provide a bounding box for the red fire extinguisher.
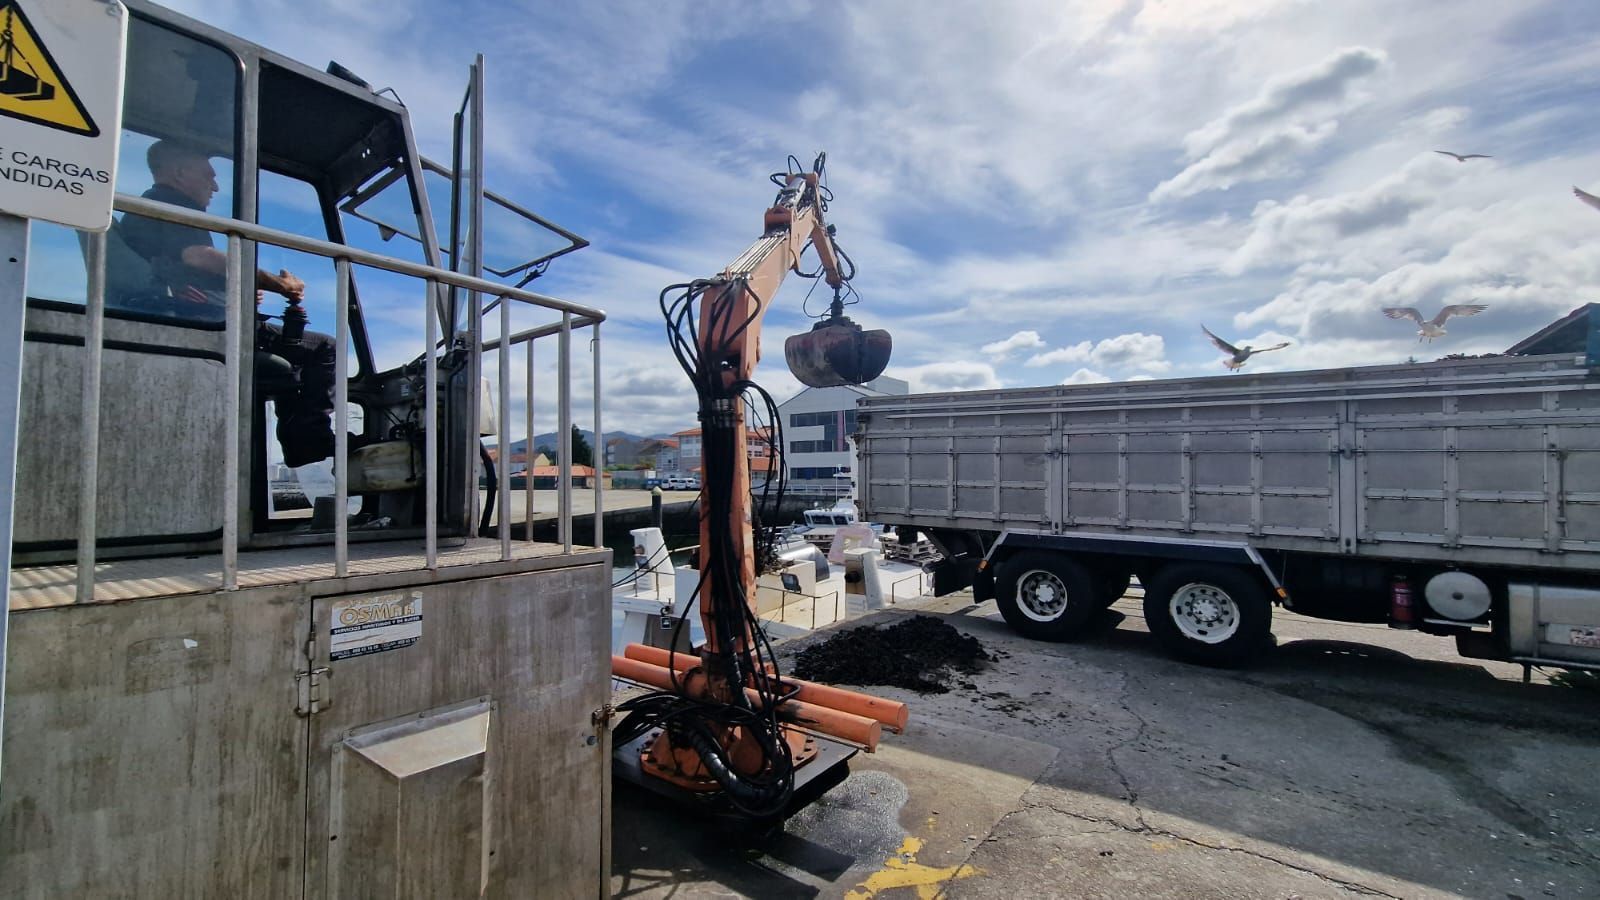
[1389,574,1417,630]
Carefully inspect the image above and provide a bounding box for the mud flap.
[931,557,980,597]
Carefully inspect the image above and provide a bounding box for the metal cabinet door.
[0,591,310,898]
[302,563,612,899]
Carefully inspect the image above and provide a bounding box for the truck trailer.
[856,351,1600,669]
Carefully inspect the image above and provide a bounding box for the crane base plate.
[613,726,857,833]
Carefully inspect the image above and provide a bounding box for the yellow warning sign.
[0,2,97,138]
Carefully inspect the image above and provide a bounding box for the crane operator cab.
[12,0,586,565]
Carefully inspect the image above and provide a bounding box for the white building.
[777,375,908,495]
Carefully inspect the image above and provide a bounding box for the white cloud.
[1151,122,1338,202]
[1026,333,1172,375]
[1024,341,1094,367]
[1232,151,1600,348]
[133,1,1600,416]
[1062,368,1109,385]
[1181,47,1388,158]
[1089,332,1172,373]
[891,361,1003,393]
[1224,153,1458,275]
[1152,46,1388,202]
[981,330,1046,358]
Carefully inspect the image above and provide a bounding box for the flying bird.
[1575,186,1600,213]
[1202,325,1291,370]
[1434,150,1492,162]
[1382,304,1488,342]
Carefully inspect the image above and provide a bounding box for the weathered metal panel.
[305,562,611,899]
[331,699,492,898]
[0,590,307,899]
[857,354,1600,572]
[15,339,226,549]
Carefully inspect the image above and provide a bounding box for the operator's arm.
[179,245,304,300]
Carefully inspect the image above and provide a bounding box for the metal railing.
[886,570,928,605]
[763,587,844,631]
[68,193,605,602]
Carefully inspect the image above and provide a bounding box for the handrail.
[887,571,926,605]
[63,195,607,601]
[114,194,606,321]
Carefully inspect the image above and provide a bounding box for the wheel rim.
[1016,568,1070,622]
[1168,582,1240,644]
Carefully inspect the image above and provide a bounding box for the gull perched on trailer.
[1382,304,1488,342]
[1202,325,1291,370]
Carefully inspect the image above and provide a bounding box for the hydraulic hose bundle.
[611,153,899,821]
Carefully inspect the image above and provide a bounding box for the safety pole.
[592,321,603,547]
[498,292,511,560]
[75,230,108,603]
[0,213,30,791]
[424,279,439,569]
[558,311,572,553]
[524,337,534,540]
[334,257,350,576]
[222,235,242,590]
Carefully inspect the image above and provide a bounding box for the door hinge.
[296,666,332,717]
[591,703,616,731]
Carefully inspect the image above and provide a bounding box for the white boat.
[787,498,943,565]
[611,523,932,652]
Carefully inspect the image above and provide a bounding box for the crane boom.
[694,164,843,661]
[614,154,897,822]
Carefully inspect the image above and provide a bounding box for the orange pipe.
[611,655,881,751]
[786,679,909,734]
[622,643,909,734]
[623,643,698,671]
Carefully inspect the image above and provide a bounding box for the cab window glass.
[25,16,238,322]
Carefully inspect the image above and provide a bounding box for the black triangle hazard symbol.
[0,2,99,138]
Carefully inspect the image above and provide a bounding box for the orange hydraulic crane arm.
[621,154,893,820]
[700,166,844,387]
[692,161,842,664]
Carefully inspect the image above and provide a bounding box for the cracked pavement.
[610,591,1600,899]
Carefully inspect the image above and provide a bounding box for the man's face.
[170,156,218,209]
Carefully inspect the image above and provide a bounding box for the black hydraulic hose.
[479,440,496,535]
[676,718,791,816]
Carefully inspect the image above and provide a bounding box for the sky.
[60,0,1600,438]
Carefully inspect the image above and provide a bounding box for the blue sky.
[79,1,1600,436]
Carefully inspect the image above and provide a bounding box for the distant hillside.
[501,430,651,454]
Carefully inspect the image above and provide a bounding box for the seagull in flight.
[1202,325,1291,370]
[1575,186,1600,213]
[1434,150,1492,162]
[1382,304,1488,342]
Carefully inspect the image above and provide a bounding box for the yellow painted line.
[846,836,982,900]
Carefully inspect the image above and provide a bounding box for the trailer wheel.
[1143,565,1271,666]
[995,552,1098,641]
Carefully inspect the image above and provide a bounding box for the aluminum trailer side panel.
[858,354,1600,573]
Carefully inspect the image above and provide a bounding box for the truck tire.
[1143,564,1271,666]
[1094,569,1132,609]
[995,552,1099,641]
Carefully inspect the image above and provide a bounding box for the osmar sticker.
[330,591,423,661]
